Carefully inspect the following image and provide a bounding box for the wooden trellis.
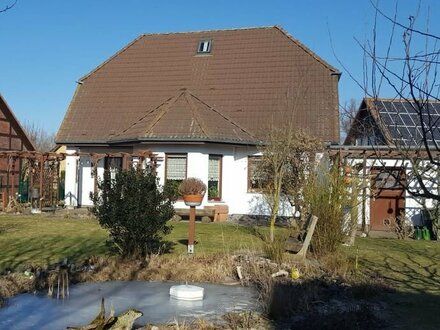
[0,150,156,210]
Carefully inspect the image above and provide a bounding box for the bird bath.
[170,284,204,301]
[0,281,258,329]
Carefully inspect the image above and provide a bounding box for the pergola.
[0,150,156,210]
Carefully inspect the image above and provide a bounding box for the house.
[56,26,340,215]
[0,94,36,203]
[342,97,440,232]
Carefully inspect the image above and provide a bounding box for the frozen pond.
[0,281,259,329]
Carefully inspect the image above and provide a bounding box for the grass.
[2,215,440,328]
[346,238,440,330]
[0,215,108,272]
[0,215,267,272]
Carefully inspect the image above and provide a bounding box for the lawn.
[0,215,108,272]
[349,238,440,330]
[0,215,265,272]
[1,215,440,328]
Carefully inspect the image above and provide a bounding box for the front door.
[370,168,406,231]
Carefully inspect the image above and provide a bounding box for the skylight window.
[197,39,212,54]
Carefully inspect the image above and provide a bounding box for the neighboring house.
[0,94,36,199]
[343,97,440,232]
[56,26,340,215]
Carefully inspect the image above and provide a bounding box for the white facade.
[345,157,437,228]
[64,144,286,216]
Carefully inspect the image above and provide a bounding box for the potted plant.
[178,177,207,206]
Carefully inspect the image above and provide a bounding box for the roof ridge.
[143,91,185,135]
[140,26,278,37]
[365,96,440,104]
[183,91,209,137]
[110,91,183,139]
[110,89,258,143]
[273,26,340,74]
[186,90,257,141]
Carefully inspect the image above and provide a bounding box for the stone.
[201,216,212,223]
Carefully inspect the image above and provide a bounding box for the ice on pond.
[0,281,259,330]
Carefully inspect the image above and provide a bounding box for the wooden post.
[39,155,44,210]
[294,214,318,260]
[361,153,367,232]
[10,157,15,198]
[188,206,196,254]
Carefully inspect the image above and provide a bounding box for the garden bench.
[285,214,318,260]
[175,204,229,222]
[174,207,215,221]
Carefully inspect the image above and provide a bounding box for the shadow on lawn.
[359,242,440,294]
[267,278,440,330]
[0,235,107,273]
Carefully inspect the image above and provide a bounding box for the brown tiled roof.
[110,89,256,144]
[56,26,340,145]
[0,94,35,151]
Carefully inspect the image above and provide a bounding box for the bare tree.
[341,1,440,238]
[340,98,359,141]
[23,121,56,152]
[0,0,17,13]
[351,1,440,200]
[257,126,322,242]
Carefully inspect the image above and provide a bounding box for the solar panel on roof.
[375,99,440,147]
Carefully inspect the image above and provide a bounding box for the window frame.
[208,154,222,201]
[197,39,213,54]
[247,156,263,192]
[165,153,188,188]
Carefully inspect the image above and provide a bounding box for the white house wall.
[135,144,278,215]
[346,156,437,227]
[64,143,294,216]
[64,148,79,208]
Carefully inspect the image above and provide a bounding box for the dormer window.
[197,39,212,54]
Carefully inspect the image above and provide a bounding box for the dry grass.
[141,312,271,330]
[0,273,35,306]
[77,254,236,284]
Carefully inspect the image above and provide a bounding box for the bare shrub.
[385,213,414,240]
[303,159,358,254]
[261,232,288,265]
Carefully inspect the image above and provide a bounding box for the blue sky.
[0,0,439,134]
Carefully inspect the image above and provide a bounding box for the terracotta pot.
[183,194,204,206]
[344,165,352,174]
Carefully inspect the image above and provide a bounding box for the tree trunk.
[269,174,283,242]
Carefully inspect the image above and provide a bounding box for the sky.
[1,0,439,135]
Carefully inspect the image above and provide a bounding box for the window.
[247,156,263,192]
[165,154,187,189]
[104,157,122,179]
[197,39,212,54]
[208,155,222,200]
[104,157,123,171]
[373,169,405,190]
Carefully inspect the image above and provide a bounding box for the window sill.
[208,199,224,203]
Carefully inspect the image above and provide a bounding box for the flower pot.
[344,165,352,175]
[183,194,204,207]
